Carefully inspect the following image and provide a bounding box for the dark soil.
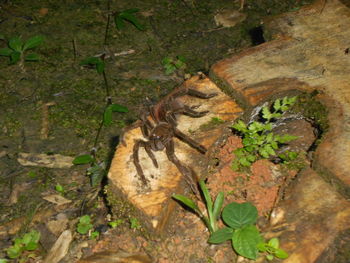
[0,0,315,262]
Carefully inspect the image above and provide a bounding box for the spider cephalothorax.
[132,85,217,193]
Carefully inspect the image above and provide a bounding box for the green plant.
[173,181,289,260]
[0,35,44,67]
[231,96,298,171]
[77,215,93,235]
[173,180,224,233]
[257,237,289,261]
[0,259,9,263]
[208,202,262,260]
[108,219,124,228]
[114,8,144,31]
[6,230,40,260]
[130,218,141,230]
[55,183,64,194]
[162,56,186,75]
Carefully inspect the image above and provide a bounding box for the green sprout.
[173,180,224,234]
[114,8,145,31]
[6,230,40,260]
[0,35,44,68]
[77,215,93,235]
[231,96,298,171]
[257,237,289,260]
[162,55,186,75]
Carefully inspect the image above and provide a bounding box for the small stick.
[40,102,56,139]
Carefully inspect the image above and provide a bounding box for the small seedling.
[173,180,224,233]
[77,215,93,235]
[162,56,186,75]
[103,103,128,126]
[108,219,124,228]
[6,230,40,260]
[0,35,44,68]
[80,56,105,74]
[257,237,289,260]
[72,154,106,187]
[114,8,145,31]
[208,202,263,260]
[55,183,64,194]
[130,218,141,230]
[231,96,298,171]
[90,231,99,240]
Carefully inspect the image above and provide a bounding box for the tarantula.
[132,86,217,193]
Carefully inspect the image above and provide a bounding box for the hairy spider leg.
[165,139,199,195]
[133,139,158,185]
[173,128,207,154]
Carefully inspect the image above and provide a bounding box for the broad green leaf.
[222,202,258,229]
[10,51,20,64]
[25,53,40,61]
[268,237,279,248]
[103,107,113,126]
[172,194,199,212]
[208,227,234,244]
[80,215,91,224]
[9,36,23,52]
[274,248,289,259]
[110,103,129,113]
[0,258,9,263]
[232,224,262,260]
[23,35,44,50]
[73,154,94,165]
[0,47,13,56]
[212,191,224,220]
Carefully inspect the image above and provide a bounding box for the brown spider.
[132,86,217,193]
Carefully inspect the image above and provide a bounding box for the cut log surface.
[107,75,242,232]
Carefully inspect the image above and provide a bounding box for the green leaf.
[103,106,113,126]
[90,231,99,239]
[262,106,272,121]
[0,258,9,263]
[124,8,140,13]
[222,202,258,229]
[232,120,247,132]
[208,227,234,244]
[274,248,289,259]
[232,225,262,260]
[25,53,40,61]
[239,157,252,167]
[23,35,44,50]
[268,237,279,249]
[95,61,105,74]
[273,99,281,111]
[10,51,21,64]
[77,215,93,234]
[6,245,22,259]
[172,194,199,212]
[73,154,94,165]
[9,36,23,52]
[25,241,38,251]
[110,103,129,113]
[199,180,213,213]
[212,191,224,220]
[257,242,267,252]
[88,163,106,187]
[0,47,13,56]
[120,12,144,30]
[55,184,64,193]
[80,56,100,66]
[266,254,274,260]
[277,134,299,143]
[114,16,124,30]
